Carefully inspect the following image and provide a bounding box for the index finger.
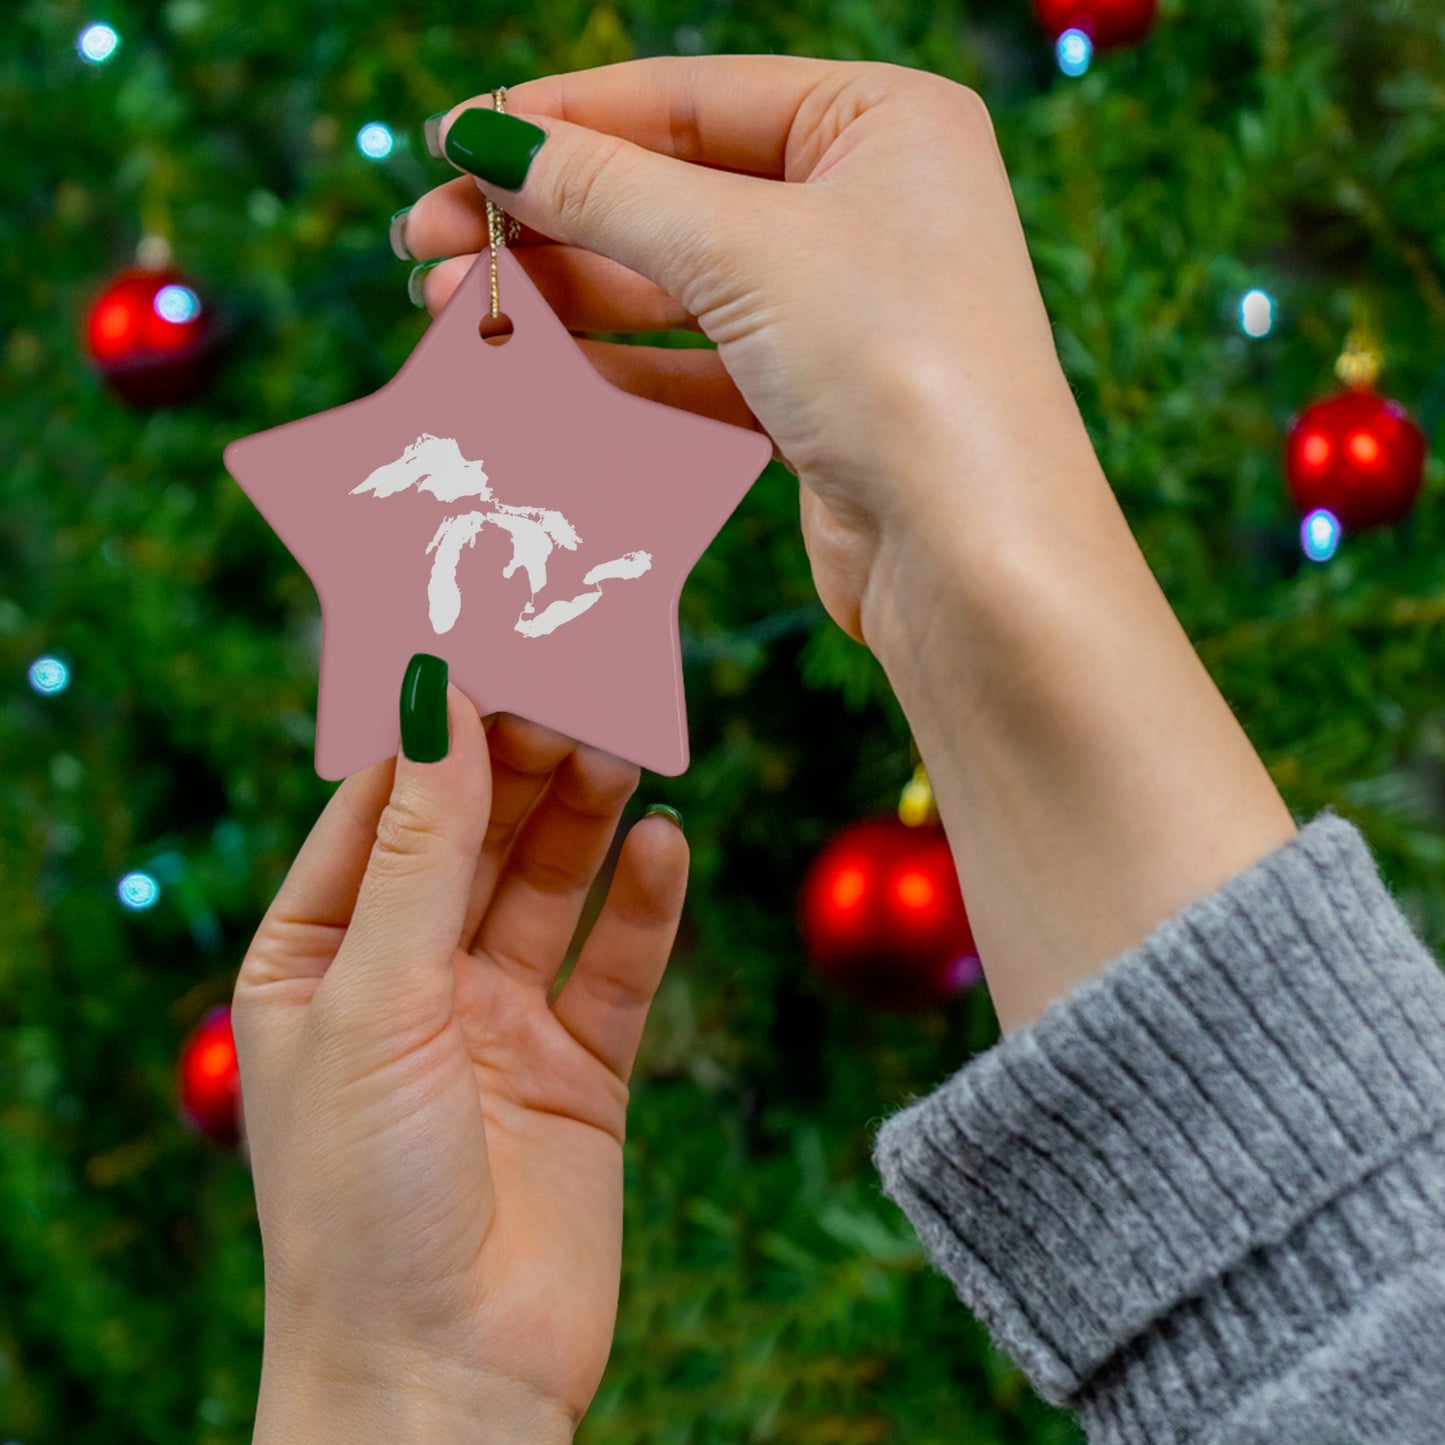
[490,54,850,179]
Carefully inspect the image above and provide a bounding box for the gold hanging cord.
[485,88,523,322]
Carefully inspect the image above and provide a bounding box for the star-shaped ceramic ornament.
[224,248,773,779]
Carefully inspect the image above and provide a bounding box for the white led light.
[78,23,120,64]
[357,123,395,160]
[1301,508,1341,563]
[28,657,70,695]
[154,284,201,324]
[118,871,161,910]
[1240,288,1275,338]
[1057,28,1093,77]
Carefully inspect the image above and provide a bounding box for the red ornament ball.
[799,817,980,1011]
[1285,388,1427,533]
[178,1005,242,1148]
[1033,0,1158,49]
[85,267,220,407]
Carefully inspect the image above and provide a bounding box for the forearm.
[861,402,1297,1034]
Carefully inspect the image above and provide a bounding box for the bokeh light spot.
[895,871,936,910]
[28,657,70,695]
[1347,430,1381,466]
[94,299,134,345]
[830,866,867,911]
[118,871,160,910]
[946,952,983,993]
[356,122,394,159]
[154,284,201,324]
[194,1037,236,1080]
[78,23,119,64]
[1057,29,1093,76]
[1240,289,1275,338]
[1301,508,1341,563]
[1300,432,1331,471]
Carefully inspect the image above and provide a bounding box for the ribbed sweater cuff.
[872,811,1445,1410]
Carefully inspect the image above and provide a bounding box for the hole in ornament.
[479,313,514,346]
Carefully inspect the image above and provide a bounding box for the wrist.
[254,1347,575,1445]
[856,392,1295,1033]
[858,369,1120,680]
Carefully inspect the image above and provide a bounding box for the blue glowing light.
[118,871,161,910]
[78,23,120,64]
[28,657,70,695]
[356,123,395,159]
[153,284,201,324]
[946,952,983,994]
[1301,508,1342,563]
[1240,288,1275,338]
[1057,28,1093,77]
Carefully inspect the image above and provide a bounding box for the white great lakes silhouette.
[351,433,652,638]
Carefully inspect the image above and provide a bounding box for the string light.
[356,122,394,159]
[118,871,161,910]
[1240,289,1275,338]
[1301,508,1341,563]
[1057,29,1093,76]
[28,657,70,695]
[78,22,120,64]
[153,284,201,324]
[945,952,984,992]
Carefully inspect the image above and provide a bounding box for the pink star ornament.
[223,249,773,779]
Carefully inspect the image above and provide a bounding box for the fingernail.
[407,259,442,308]
[389,206,413,261]
[644,803,684,835]
[400,653,449,762]
[443,106,546,191]
[423,112,447,159]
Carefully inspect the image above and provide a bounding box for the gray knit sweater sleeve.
[872,810,1445,1443]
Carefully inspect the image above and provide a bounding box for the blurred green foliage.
[3,0,1445,1440]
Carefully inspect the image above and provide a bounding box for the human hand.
[233,662,688,1442]
[399,56,1100,646]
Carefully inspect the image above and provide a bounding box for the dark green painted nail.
[389,206,413,261]
[423,112,447,159]
[407,259,443,308]
[443,106,546,191]
[644,803,684,835]
[400,653,449,762]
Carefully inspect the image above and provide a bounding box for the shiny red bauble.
[1285,388,1427,533]
[85,267,219,407]
[178,1005,242,1147]
[1034,0,1158,48]
[799,818,980,1010]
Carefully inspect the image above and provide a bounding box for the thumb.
[324,655,490,1025]
[437,101,768,319]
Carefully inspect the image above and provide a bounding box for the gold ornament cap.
[898,764,938,827]
[1335,331,1382,390]
[1335,298,1383,390]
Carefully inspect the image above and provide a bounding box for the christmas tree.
[3,1,1443,1441]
